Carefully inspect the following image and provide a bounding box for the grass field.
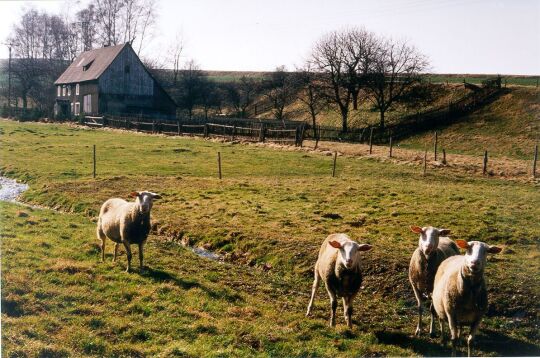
[1,120,539,356]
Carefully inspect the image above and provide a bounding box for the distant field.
[1,120,539,356]
[426,74,539,87]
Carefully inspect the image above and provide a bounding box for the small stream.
[0,176,222,261]
[0,177,29,203]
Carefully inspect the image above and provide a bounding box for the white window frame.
[62,86,66,97]
[67,86,71,96]
[74,102,80,115]
[76,84,80,95]
[70,103,74,113]
[57,86,61,97]
[83,94,92,114]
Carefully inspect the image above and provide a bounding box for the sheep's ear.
[358,244,372,251]
[455,239,469,249]
[152,194,162,200]
[329,240,342,249]
[410,226,423,234]
[129,191,139,198]
[439,229,451,236]
[488,246,502,254]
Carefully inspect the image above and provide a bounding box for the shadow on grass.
[375,328,540,357]
[141,267,244,303]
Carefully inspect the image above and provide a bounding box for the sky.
[0,0,539,74]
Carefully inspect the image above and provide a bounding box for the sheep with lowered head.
[306,233,372,328]
[409,225,459,337]
[96,191,161,272]
[432,239,502,357]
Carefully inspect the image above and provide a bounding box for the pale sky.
[0,0,539,74]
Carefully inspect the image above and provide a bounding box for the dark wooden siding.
[98,46,153,96]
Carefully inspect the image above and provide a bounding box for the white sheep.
[432,239,502,357]
[409,225,459,337]
[306,233,372,328]
[96,191,161,272]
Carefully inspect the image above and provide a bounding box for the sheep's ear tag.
[410,226,423,234]
[329,241,342,249]
[488,246,502,254]
[129,191,139,198]
[455,239,468,249]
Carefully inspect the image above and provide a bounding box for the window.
[70,103,74,113]
[62,86,66,97]
[76,84,79,95]
[83,95,92,113]
[67,86,71,96]
[74,102,80,115]
[83,59,94,72]
[57,86,61,97]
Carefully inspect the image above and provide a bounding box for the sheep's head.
[411,226,450,258]
[455,240,501,275]
[130,191,161,214]
[328,239,372,269]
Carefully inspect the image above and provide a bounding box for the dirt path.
[249,139,538,184]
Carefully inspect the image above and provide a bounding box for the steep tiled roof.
[54,43,127,85]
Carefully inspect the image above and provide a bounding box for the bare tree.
[263,66,298,121]
[175,59,203,120]
[94,0,123,46]
[365,38,429,128]
[167,32,184,86]
[296,62,329,135]
[224,76,258,118]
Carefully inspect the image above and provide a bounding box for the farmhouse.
[53,43,176,118]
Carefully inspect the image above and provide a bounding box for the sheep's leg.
[467,320,481,357]
[439,318,447,344]
[138,242,145,271]
[324,286,337,327]
[411,285,424,336]
[122,241,132,273]
[97,225,106,262]
[343,296,353,329]
[306,271,319,317]
[113,243,119,262]
[429,301,436,338]
[447,313,459,357]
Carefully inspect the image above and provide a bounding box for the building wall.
[98,46,154,96]
[55,81,99,116]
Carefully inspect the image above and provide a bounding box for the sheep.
[408,225,459,337]
[432,239,502,357]
[306,233,372,328]
[96,191,161,272]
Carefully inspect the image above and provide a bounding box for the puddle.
[0,177,29,203]
[191,246,223,261]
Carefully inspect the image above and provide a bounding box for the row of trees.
[162,28,429,130]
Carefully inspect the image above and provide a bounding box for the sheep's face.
[411,226,450,258]
[130,191,161,214]
[329,240,372,269]
[456,240,502,275]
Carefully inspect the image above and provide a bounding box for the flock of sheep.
[96,191,502,357]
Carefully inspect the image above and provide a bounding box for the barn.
[53,43,176,118]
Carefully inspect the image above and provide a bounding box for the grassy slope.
[398,87,540,160]
[1,120,539,356]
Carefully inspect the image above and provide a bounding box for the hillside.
[398,87,540,160]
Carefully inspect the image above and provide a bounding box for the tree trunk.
[341,109,348,133]
[379,110,385,129]
[351,89,359,110]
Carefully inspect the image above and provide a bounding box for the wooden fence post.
[218,152,222,180]
[93,144,96,178]
[423,148,428,175]
[315,125,321,149]
[483,150,488,175]
[177,122,181,135]
[434,131,438,161]
[389,136,393,158]
[533,144,538,178]
[332,151,337,177]
[259,124,265,142]
[232,125,236,140]
[369,127,374,154]
[442,148,447,165]
[152,120,155,134]
[299,124,305,147]
[204,124,209,138]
